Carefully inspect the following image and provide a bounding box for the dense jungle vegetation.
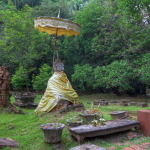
[0,0,150,95]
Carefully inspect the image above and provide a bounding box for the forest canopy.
[0,0,149,95]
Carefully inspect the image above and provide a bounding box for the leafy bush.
[94,60,136,92]
[11,66,29,90]
[32,64,52,90]
[137,53,150,86]
[71,64,94,90]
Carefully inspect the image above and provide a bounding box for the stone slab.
[0,138,19,148]
[69,144,106,150]
[69,119,140,143]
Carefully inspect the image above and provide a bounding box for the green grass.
[0,93,150,150]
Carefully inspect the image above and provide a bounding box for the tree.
[134,53,150,86]
[1,0,41,9]
[72,64,94,90]
[117,0,150,22]
[32,0,71,19]
[0,4,53,74]
[94,60,136,94]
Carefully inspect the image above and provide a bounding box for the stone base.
[51,100,85,113]
[69,144,106,150]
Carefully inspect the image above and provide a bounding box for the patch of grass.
[0,93,150,150]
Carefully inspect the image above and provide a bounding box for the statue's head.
[53,59,64,72]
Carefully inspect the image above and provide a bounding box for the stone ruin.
[0,67,11,107]
[0,66,24,114]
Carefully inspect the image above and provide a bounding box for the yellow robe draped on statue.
[35,72,79,113]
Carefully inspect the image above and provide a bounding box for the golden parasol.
[34,15,80,58]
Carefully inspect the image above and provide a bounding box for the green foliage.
[0,0,149,94]
[32,64,53,90]
[94,61,136,92]
[32,0,71,19]
[0,4,53,73]
[135,53,150,86]
[11,66,29,90]
[117,0,150,22]
[1,0,41,9]
[72,64,94,90]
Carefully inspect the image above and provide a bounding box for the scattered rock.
[8,124,15,129]
[0,138,19,148]
[108,146,117,149]
[129,102,137,106]
[94,99,105,105]
[126,131,138,140]
[110,100,118,103]
[120,103,128,106]
[141,143,150,149]
[53,143,64,150]
[69,144,106,150]
[123,147,134,150]
[4,104,25,114]
[21,129,26,132]
[138,102,148,107]
[115,142,124,146]
[130,145,144,150]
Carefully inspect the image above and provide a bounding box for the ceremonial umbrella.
[34,16,80,61]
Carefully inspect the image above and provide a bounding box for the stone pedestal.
[137,110,150,137]
[40,123,65,143]
[14,92,37,108]
[109,111,127,120]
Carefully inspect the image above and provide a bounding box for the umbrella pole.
[53,28,58,67]
[54,29,58,52]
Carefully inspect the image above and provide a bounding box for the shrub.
[11,66,29,90]
[32,64,52,91]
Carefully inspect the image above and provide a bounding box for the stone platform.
[69,119,140,144]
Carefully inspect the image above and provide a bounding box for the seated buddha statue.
[35,59,79,113]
